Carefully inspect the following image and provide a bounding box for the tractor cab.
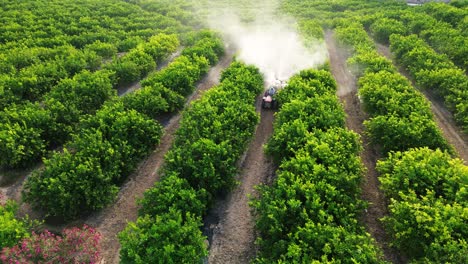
[262,86,278,109]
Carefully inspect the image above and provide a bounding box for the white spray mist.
[207,4,328,86]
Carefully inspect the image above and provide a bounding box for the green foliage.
[383,195,467,263]
[377,148,468,262]
[370,18,407,44]
[122,30,222,119]
[119,209,207,264]
[0,200,31,249]
[182,35,224,65]
[121,83,185,119]
[165,138,239,197]
[365,113,450,154]
[265,119,310,163]
[377,147,467,206]
[0,31,180,169]
[106,50,155,87]
[347,49,395,77]
[422,2,466,27]
[255,68,384,262]
[275,69,337,105]
[138,173,208,218]
[0,123,45,168]
[23,102,162,220]
[141,55,206,96]
[0,103,53,168]
[164,61,261,196]
[298,19,324,41]
[335,22,374,52]
[137,34,179,62]
[390,34,468,132]
[46,70,116,117]
[15,61,68,101]
[275,95,345,131]
[336,22,451,155]
[358,71,431,117]
[84,41,118,58]
[256,223,383,263]
[120,61,263,261]
[219,61,264,96]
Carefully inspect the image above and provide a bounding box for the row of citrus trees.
[389,34,468,133]
[0,0,199,108]
[335,20,451,154]
[362,8,468,133]
[250,68,385,263]
[21,31,224,221]
[0,33,179,169]
[366,5,467,71]
[117,61,263,263]
[335,20,467,263]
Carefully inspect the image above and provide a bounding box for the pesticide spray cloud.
[207,2,328,85]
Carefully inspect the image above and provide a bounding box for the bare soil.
[86,47,235,264]
[207,97,275,264]
[325,30,404,264]
[376,43,468,164]
[0,164,41,204]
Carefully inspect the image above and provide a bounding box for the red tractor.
[262,86,277,109]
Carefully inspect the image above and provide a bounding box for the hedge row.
[118,61,264,263]
[335,21,450,155]
[23,101,161,220]
[389,34,468,133]
[368,8,468,70]
[336,20,467,262]
[0,0,202,108]
[22,31,225,220]
[0,34,179,169]
[252,69,384,263]
[377,148,468,262]
[123,30,224,119]
[0,46,103,106]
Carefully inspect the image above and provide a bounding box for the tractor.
[262,80,286,109]
[262,86,277,109]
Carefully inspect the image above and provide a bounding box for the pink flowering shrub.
[1,225,101,263]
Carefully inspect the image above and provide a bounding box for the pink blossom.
[0,225,102,263]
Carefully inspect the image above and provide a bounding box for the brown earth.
[376,43,468,164]
[325,30,405,264]
[86,47,235,264]
[207,97,275,264]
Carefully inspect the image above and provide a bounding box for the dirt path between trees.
[376,43,468,164]
[207,97,275,264]
[325,30,404,264]
[86,47,235,264]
